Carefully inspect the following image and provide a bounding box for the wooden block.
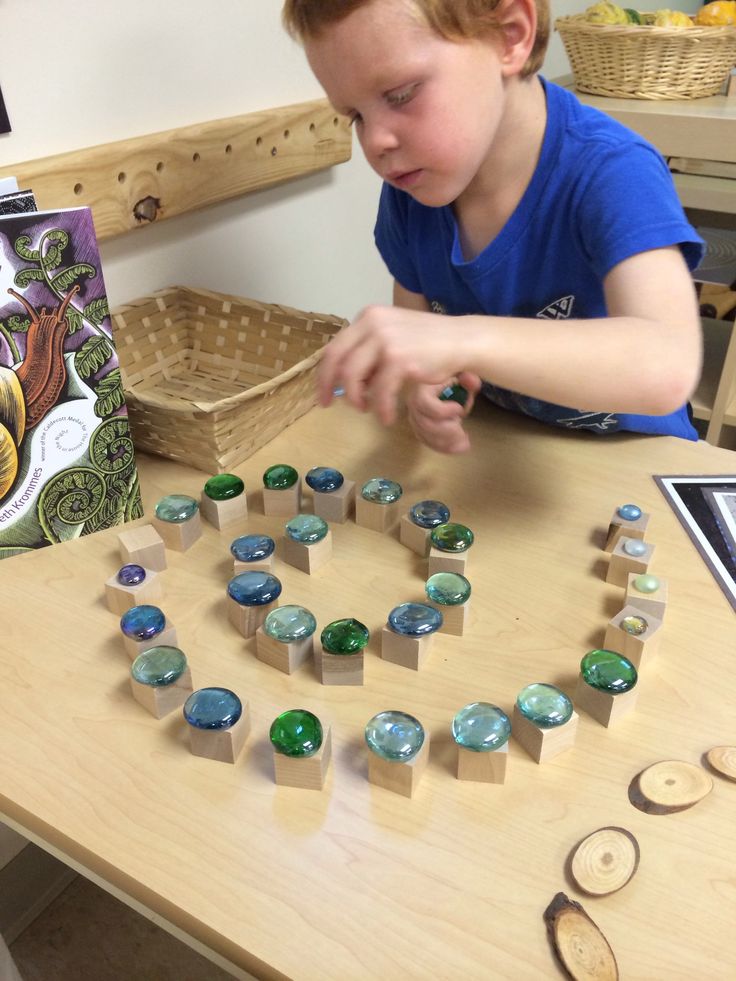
[368,734,430,797]
[574,674,639,727]
[199,492,248,530]
[399,514,432,556]
[122,618,178,660]
[262,483,301,517]
[606,537,655,587]
[228,596,279,638]
[457,742,508,783]
[151,511,202,552]
[380,626,434,671]
[316,646,364,685]
[256,626,314,674]
[273,728,332,789]
[603,604,664,669]
[283,530,332,574]
[355,496,398,532]
[624,572,668,620]
[427,598,470,636]
[312,481,355,523]
[130,666,193,719]
[187,704,251,764]
[233,554,274,574]
[428,546,470,577]
[511,705,579,763]
[605,507,650,551]
[118,524,167,571]
[104,568,163,615]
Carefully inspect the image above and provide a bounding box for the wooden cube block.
[603,604,663,669]
[511,705,579,763]
[228,596,279,638]
[130,666,193,719]
[105,568,163,615]
[427,598,471,636]
[368,734,430,797]
[283,530,332,574]
[380,626,434,671]
[316,646,364,685]
[428,546,470,577]
[624,572,668,621]
[605,507,650,551]
[355,496,398,533]
[263,482,301,517]
[118,524,167,571]
[255,626,314,674]
[399,514,432,556]
[574,674,639,727]
[151,511,202,552]
[233,554,274,575]
[457,742,508,783]
[187,705,251,764]
[312,481,355,524]
[199,492,248,531]
[606,537,655,587]
[273,728,332,789]
[122,618,178,660]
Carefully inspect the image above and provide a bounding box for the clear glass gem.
[305,467,344,493]
[361,477,403,504]
[131,646,187,687]
[269,709,323,757]
[387,602,443,636]
[452,702,511,752]
[321,618,370,655]
[430,522,474,553]
[120,604,166,641]
[623,538,647,557]
[263,464,298,490]
[285,513,328,544]
[264,605,317,643]
[155,494,199,523]
[204,473,244,501]
[580,649,638,694]
[227,571,282,606]
[633,573,660,594]
[183,687,242,729]
[365,710,425,762]
[516,683,573,729]
[117,563,146,586]
[409,500,451,528]
[621,614,648,636]
[425,572,471,606]
[230,534,275,563]
[617,503,642,521]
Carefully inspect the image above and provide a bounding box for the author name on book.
[0,468,43,522]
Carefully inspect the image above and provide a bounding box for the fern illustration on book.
[0,207,143,557]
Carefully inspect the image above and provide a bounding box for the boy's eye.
[386,83,419,107]
[348,112,363,128]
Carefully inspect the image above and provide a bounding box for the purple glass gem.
[116,563,146,586]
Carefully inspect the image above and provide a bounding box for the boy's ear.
[493,0,537,76]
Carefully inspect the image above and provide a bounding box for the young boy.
[282,0,704,453]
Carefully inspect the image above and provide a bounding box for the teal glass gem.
[410,500,450,528]
[305,467,344,493]
[633,573,660,594]
[425,571,471,606]
[361,477,402,504]
[451,702,511,752]
[269,709,323,758]
[580,649,638,694]
[621,614,648,636]
[155,494,199,523]
[365,710,425,762]
[131,646,187,687]
[183,687,242,729]
[204,473,244,501]
[120,604,166,641]
[438,383,469,407]
[230,534,275,563]
[623,538,647,557]
[516,683,573,729]
[387,602,442,636]
[285,513,329,544]
[430,522,474,552]
[321,617,369,655]
[263,464,298,490]
[227,570,282,606]
[617,503,642,521]
[264,605,317,644]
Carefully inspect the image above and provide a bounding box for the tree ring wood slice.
[705,746,736,782]
[629,760,713,815]
[543,892,618,981]
[569,826,640,896]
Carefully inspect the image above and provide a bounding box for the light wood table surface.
[1,400,735,980]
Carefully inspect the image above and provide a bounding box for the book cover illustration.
[0,207,143,558]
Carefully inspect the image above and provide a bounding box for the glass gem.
[516,683,573,729]
[230,534,275,563]
[321,618,370,655]
[430,522,474,553]
[183,687,242,729]
[263,464,298,490]
[410,499,451,528]
[154,494,199,523]
[621,614,648,636]
[131,646,187,687]
[365,710,425,762]
[387,602,443,636]
[617,503,642,521]
[204,473,244,501]
[285,513,328,544]
[305,467,344,493]
[120,604,166,641]
[451,702,511,752]
[580,649,637,694]
[425,572,471,606]
[438,383,469,407]
[623,538,647,557]
[361,477,403,504]
[227,571,282,606]
[633,573,660,594]
[269,709,323,758]
[264,605,317,644]
[117,563,146,586]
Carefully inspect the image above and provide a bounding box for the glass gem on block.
[621,614,648,636]
[263,464,298,490]
[269,709,323,758]
[264,605,317,644]
[116,563,146,586]
[425,571,471,606]
[227,571,282,607]
[305,467,344,493]
[623,538,647,557]
[361,477,402,504]
[617,503,642,521]
[321,618,369,654]
[183,687,242,729]
[387,602,442,636]
[580,649,638,693]
[285,514,328,544]
[430,522,474,553]
[633,573,659,594]
[452,702,511,752]
[230,534,275,563]
[204,473,244,501]
[516,683,573,729]
[154,494,199,523]
[365,710,425,762]
[131,646,187,687]
[120,604,166,641]
[410,500,450,528]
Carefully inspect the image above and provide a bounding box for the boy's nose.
[359,119,400,159]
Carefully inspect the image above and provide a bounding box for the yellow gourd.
[693,1,736,25]
[584,2,630,24]
[653,8,694,26]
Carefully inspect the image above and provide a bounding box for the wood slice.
[705,746,736,782]
[629,760,713,815]
[569,827,640,896]
[543,892,618,981]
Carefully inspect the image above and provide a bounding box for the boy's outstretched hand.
[406,373,482,453]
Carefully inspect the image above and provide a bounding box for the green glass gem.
[154,494,199,523]
[131,646,187,687]
[633,573,660,594]
[451,702,511,752]
[580,649,637,694]
[320,617,370,655]
[621,614,648,636]
[430,522,474,553]
[361,477,402,504]
[203,473,244,501]
[516,683,573,729]
[264,605,317,644]
[269,709,323,758]
[263,464,298,490]
[285,513,329,544]
[438,383,469,407]
[425,571,471,606]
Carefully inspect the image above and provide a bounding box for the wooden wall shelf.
[0,98,352,240]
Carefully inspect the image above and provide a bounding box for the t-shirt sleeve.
[373,183,424,295]
[574,141,705,280]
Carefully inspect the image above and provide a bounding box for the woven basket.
[111,286,346,473]
[555,14,736,99]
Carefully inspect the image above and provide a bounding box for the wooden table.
[1,400,735,980]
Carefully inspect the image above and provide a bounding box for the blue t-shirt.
[374,78,705,439]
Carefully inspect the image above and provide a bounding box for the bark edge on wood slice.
[568,826,640,897]
[543,891,618,981]
[628,759,713,815]
[704,745,736,782]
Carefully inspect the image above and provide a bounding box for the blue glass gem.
[120,604,166,641]
[131,646,187,687]
[154,494,199,523]
[361,477,403,504]
[227,571,282,606]
[305,467,344,494]
[285,514,329,544]
[365,710,425,762]
[264,605,317,644]
[452,702,511,752]
[516,683,573,729]
[183,687,242,730]
[409,499,451,528]
[230,534,275,563]
[623,538,647,557]
[387,602,443,636]
[425,572,471,606]
[116,563,146,586]
[617,503,642,521]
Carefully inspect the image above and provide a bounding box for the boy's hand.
[407,372,481,454]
